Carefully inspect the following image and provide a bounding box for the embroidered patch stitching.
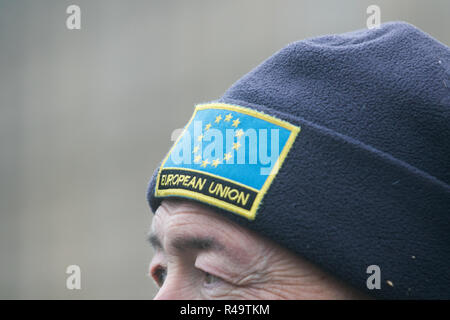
[155,103,300,220]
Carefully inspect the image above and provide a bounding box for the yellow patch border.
[155,102,301,220]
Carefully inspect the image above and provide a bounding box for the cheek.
[221,284,284,300]
[205,285,268,300]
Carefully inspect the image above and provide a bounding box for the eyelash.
[203,272,221,287]
[151,265,222,288]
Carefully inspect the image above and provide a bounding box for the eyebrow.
[148,233,163,250]
[147,232,224,253]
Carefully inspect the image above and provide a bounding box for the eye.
[203,272,221,286]
[151,266,167,287]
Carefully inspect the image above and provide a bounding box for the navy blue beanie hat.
[147,22,450,299]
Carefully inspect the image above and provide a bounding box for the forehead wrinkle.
[169,214,260,269]
[149,210,164,249]
[155,199,263,266]
[163,217,217,253]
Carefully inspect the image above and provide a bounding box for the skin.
[148,198,366,300]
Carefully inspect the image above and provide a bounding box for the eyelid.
[203,272,222,288]
[194,260,233,286]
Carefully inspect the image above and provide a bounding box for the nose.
[153,286,176,300]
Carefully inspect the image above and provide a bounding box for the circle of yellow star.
[235,129,244,138]
[192,145,200,154]
[211,159,221,168]
[232,118,240,127]
[194,155,202,163]
[224,152,232,161]
[215,115,222,123]
[205,123,212,131]
[200,159,210,168]
[224,113,233,122]
[232,142,241,150]
[197,134,204,142]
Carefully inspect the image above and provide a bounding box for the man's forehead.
[151,200,218,238]
[153,199,232,232]
[150,199,262,262]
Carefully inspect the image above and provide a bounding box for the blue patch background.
[163,108,292,190]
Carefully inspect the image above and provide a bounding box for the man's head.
[149,199,366,299]
[146,22,450,299]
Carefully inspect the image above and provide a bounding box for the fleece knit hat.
[147,22,450,299]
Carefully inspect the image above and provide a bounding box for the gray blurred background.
[0,0,449,299]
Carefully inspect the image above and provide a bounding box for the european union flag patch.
[155,103,300,220]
